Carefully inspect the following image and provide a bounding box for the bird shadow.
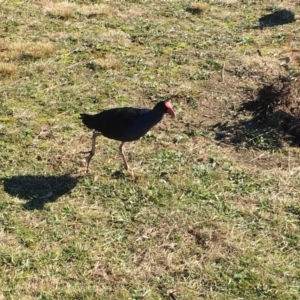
[254,9,295,29]
[111,170,127,180]
[2,174,79,210]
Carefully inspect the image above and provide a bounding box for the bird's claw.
[78,150,92,155]
[78,150,94,173]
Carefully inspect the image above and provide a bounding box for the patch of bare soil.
[214,76,300,150]
[242,76,300,140]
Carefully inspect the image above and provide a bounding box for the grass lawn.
[1,0,300,299]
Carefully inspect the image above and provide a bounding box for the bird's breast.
[121,112,164,141]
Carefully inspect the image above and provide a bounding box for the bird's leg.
[119,142,129,170]
[81,131,102,172]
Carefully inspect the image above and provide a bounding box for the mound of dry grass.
[42,1,113,19]
[186,2,209,14]
[0,62,18,77]
[0,40,55,61]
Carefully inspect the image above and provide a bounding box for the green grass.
[1,0,300,299]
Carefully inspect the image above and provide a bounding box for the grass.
[1,0,300,299]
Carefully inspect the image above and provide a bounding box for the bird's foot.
[78,150,94,173]
[128,168,134,178]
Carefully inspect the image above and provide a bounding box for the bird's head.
[155,100,176,118]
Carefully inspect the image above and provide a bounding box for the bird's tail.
[80,113,95,129]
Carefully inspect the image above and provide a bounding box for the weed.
[240,127,282,150]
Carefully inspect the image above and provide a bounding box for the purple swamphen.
[80,100,176,171]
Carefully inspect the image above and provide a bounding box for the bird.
[80,100,176,172]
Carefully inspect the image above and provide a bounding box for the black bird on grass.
[80,100,176,171]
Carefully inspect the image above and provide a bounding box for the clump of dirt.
[242,76,300,141]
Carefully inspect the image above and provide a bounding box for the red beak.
[167,107,176,118]
[165,101,176,118]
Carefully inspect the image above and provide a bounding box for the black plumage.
[80,100,175,171]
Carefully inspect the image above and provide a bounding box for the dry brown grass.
[42,1,113,18]
[42,1,78,19]
[0,41,55,61]
[240,54,284,79]
[187,2,209,14]
[0,62,18,77]
[92,57,121,70]
[219,0,239,5]
[79,4,113,17]
[99,29,132,47]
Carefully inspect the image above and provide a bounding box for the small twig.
[257,49,262,57]
[249,152,267,162]
[167,289,178,300]
[140,290,150,299]
[58,48,83,61]
[169,292,177,300]
[66,62,83,69]
[288,150,291,175]
[221,62,226,82]
[43,82,68,92]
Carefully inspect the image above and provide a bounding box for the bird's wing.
[92,107,149,140]
[114,107,145,127]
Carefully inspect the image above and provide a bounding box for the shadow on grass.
[111,170,126,180]
[2,174,78,210]
[255,9,295,29]
[213,117,284,151]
